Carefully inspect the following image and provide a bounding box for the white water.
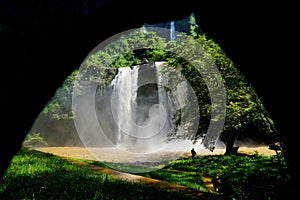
[71,61,200,169]
[170,20,176,41]
[95,62,196,154]
[110,63,170,153]
[111,66,139,144]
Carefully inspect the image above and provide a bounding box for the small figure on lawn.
[191,148,197,159]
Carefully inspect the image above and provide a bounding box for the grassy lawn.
[0,147,289,200]
[140,169,209,192]
[138,153,289,199]
[0,147,195,200]
[88,151,289,199]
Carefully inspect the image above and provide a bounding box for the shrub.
[22,132,48,147]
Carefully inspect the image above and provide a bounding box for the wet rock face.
[137,63,159,110]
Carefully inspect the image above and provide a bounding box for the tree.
[164,27,277,154]
[42,19,277,155]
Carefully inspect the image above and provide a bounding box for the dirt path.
[36,145,276,162]
[34,145,275,199]
[63,157,227,200]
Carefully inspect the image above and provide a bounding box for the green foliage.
[0,148,194,200]
[164,29,277,149]
[1,147,289,200]
[41,16,277,152]
[44,28,167,120]
[85,149,288,199]
[189,13,200,38]
[22,132,48,147]
[144,48,170,61]
[165,154,288,200]
[42,70,79,120]
[141,169,208,192]
[84,30,167,69]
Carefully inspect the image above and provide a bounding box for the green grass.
[0,147,290,200]
[139,153,289,199]
[85,160,209,192]
[0,147,195,200]
[77,150,289,199]
[140,169,208,192]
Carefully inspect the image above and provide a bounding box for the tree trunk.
[224,139,235,155]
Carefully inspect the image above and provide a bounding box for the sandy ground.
[35,145,277,163]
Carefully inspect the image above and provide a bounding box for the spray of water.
[71,26,226,173]
[92,62,198,154]
[25,23,227,174]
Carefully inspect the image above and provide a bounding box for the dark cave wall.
[1,1,297,193]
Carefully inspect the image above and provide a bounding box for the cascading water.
[110,66,139,145]
[108,62,170,153]
[73,61,200,171]
[94,62,194,154]
[170,20,176,41]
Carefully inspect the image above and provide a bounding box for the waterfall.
[170,20,176,41]
[92,62,197,155]
[110,66,139,145]
[108,63,169,153]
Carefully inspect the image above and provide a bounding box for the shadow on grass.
[0,147,203,200]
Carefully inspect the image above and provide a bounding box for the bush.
[23,132,48,147]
